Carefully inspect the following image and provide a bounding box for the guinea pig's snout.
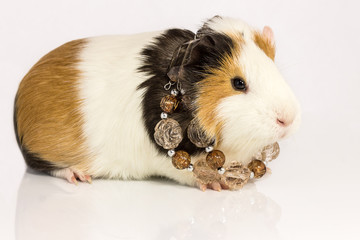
[276,111,295,128]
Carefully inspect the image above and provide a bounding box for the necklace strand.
[153,79,280,189]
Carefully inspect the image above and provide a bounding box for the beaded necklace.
[153,40,280,190]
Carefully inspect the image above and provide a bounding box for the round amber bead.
[172,150,191,170]
[206,150,225,170]
[160,95,178,113]
[247,160,266,179]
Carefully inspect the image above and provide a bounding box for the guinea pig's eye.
[231,77,247,91]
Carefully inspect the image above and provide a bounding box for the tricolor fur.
[14,16,300,186]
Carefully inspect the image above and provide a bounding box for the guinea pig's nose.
[276,113,294,127]
[276,118,287,126]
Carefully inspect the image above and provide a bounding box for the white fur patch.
[206,17,254,41]
[76,32,197,186]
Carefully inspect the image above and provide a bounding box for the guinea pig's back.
[15,39,89,172]
[15,31,163,178]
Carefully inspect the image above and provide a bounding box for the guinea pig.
[14,16,300,191]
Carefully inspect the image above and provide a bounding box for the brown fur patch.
[195,34,245,145]
[15,39,91,171]
[253,31,276,60]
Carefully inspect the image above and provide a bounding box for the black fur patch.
[138,28,234,155]
[13,96,59,173]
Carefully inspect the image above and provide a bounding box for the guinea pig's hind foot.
[196,181,229,192]
[50,168,92,185]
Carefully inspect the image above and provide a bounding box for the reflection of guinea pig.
[16,172,281,240]
[14,16,300,189]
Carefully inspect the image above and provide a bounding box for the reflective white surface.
[15,171,281,240]
[1,0,360,239]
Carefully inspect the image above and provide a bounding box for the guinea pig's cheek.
[216,95,254,135]
[216,94,277,142]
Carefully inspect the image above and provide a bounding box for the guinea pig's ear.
[262,26,275,46]
[185,35,217,65]
[167,35,217,81]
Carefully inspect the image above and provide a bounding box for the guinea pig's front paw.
[193,158,229,191]
[193,159,251,191]
[196,180,229,192]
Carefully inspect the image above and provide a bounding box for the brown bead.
[247,160,266,179]
[206,150,225,170]
[160,95,178,113]
[172,150,191,170]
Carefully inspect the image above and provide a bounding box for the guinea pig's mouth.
[277,125,295,140]
[277,115,301,140]
[279,131,288,139]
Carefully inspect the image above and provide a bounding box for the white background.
[1,0,360,239]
